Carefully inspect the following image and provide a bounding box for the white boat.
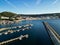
[16,30,20,32]
[10,31,14,33]
[0,33,2,35]
[18,26,22,28]
[25,34,29,38]
[4,32,8,35]
[22,29,25,31]
[19,37,22,40]
[19,35,23,40]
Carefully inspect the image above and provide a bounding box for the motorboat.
[25,34,29,38]
[18,34,29,40]
[0,33,2,35]
[4,32,8,35]
[16,30,20,32]
[22,28,25,31]
[19,35,23,40]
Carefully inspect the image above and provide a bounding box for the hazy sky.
[0,0,60,14]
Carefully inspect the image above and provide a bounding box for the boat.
[25,34,29,38]
[0,33,2,35]
[19,35,23,40]
[4,32,8,35]
[16,30,20,32]
[18,34,29,40]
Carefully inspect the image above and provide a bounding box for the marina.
[0,20,53,45]
[0,0,60,45]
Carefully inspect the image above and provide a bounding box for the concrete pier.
[43,22,60,45]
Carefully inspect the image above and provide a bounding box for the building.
[1,16,9,19]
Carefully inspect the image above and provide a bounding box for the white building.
[1,16,9,19]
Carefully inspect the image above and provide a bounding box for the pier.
[43,22,60,45]
[0,24,33,32]
[0,26,31,35]
[0,34,29,45]
[0,24,32,45]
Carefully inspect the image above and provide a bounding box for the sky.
[0,0,60,14]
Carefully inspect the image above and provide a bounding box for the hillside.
[0,11,60,18]
[0,11,16,18]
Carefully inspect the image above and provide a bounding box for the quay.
[43,22,60,45]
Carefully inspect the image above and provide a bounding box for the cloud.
[36,0,41,5]
[51,0,59,5]
[4,0,19,12]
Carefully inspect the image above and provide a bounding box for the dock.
[0,24,33,45]
[0,26,31,35]
[0,34,29,45]
[0,24,33,32]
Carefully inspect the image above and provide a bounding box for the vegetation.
[0,11,60,20]
[0,11,16,20]
[0,11,16,17]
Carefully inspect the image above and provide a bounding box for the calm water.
[0,19,59,45]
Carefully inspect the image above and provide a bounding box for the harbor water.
[0,19,60,45]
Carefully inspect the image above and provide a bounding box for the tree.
[1,11,16,18]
